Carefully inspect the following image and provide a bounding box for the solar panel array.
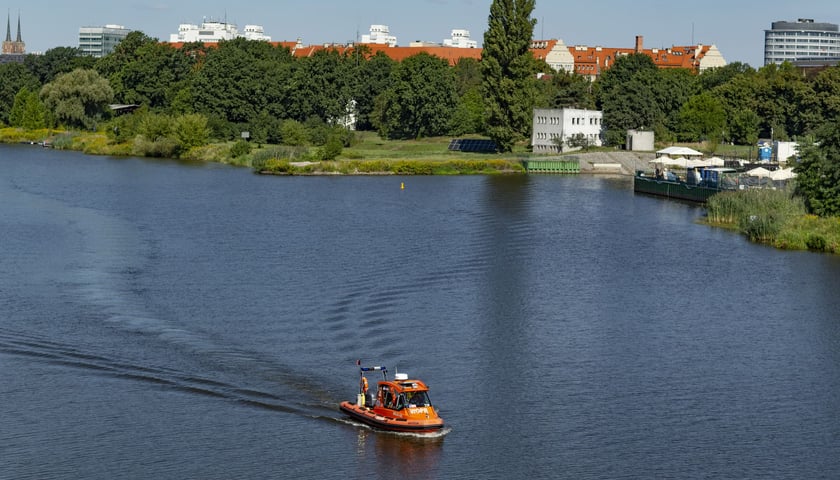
[448,139,498,153]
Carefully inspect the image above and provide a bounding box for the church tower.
[2,11,25,55]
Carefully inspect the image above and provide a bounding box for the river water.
[2,144,839,479]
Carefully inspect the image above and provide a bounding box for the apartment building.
[764,18,840,65]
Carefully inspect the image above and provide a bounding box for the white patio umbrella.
[769,168,796,181]
[746,166,771,178]
[656,146,704,157]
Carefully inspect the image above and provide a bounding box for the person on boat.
[406,391,430,407]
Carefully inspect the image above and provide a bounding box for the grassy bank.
[1,128,526,172]
[705,188,840,253]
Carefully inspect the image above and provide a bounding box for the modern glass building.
[764,18,840,65]
[79,25,131,58]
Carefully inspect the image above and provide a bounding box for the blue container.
[758,146,772,161]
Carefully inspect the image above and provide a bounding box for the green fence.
[523,159,580,174]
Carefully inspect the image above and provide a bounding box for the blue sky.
[6,0,840,68]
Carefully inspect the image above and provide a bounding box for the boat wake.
[0,326,337,419]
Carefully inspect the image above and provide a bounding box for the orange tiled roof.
[529,39,561,62]
[165,38,714,74]
[567,43,714,76]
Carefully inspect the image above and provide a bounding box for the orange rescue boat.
[339,363,444,434]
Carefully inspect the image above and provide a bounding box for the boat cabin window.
[405,391,431,407]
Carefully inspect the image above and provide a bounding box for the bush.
[229,140,252,158]
[739,213,782,242]
[174,114,210,148]
[806,234,828,252]
[51,132,77,150]
[258,158,293,174]
[280,120,309,146]
[132,135,183,158]
[318,133,344,160]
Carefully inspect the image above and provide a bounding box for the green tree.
[811,66,840,125]
[23,46,95,84]
[98,33,195,110]
[751,63,817,139]
[536,69,595,110]
[8,87,29,127]
[697,62,754,91]
[449,87,486,136]
[678,92,726,143]
[728,109,761,146]
[481,0,538,152]
[453,57,483,96]
[0,62,39,125]
[9,87,47,130]
[795,119,840,216]
[597,54,662,146]
[40,68,114,130]
[656,68,699,135]
[192,38,293,132]
[450,57,486,135]
[375,52,458,139]
[713,71,762,140]
[286,49,354,123]
[352,50,395,131]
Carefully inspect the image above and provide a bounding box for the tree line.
[4,31,840,148]
[1,2,840,215]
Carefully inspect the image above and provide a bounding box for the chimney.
[635,35,643,53]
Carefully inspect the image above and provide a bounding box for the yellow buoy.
[400,182,405,190]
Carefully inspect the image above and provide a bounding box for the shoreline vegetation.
[3,127,838,254]
[704,189,840,254]
[0,128,527,175]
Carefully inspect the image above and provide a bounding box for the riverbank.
[1,127,648,176]
[705,188,840,254]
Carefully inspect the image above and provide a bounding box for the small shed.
[626,130,654,151]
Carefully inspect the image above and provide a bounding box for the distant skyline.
[6,0,840,68]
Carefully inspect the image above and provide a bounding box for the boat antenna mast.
[356,360,388,392]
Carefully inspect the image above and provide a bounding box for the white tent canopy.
[746,167,771,178]
[769,167,796,181]
[650,156,688,167]
[656,146,704,157]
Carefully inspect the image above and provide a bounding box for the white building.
[360,25,397,47]
[79,25,131,58]
[765,19,840,65]
[532,108,604,154]
[169,19,271,43]
[443,29,477,48]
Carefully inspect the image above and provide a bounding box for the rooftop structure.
[79,24,131,58]
[360,25,397,47]
[169,18,271,43]
[443,29,477,49]
[764,18,840,65]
